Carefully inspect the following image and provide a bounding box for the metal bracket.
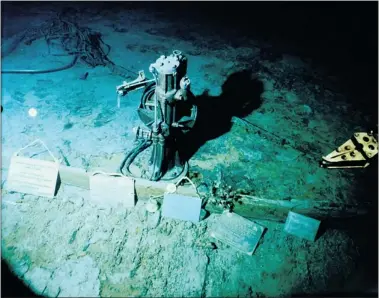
[116,70,154,96]
[133,126,152,141]
[320,131,378,168]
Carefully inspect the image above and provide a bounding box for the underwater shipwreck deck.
[1,2,378,297]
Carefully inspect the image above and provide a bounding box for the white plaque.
[6,156,59,198]
[209,211,265,255]
[162,193,202,222]
[284,211,321,242]
[89,173,135,208]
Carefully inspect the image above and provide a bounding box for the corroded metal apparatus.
[116,50,197,181]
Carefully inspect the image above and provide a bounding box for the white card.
[162,193,202,222]
[6,156,59,198]
[89,173,135,208]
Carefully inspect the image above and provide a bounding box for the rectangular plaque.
[89,173,135,208]
[284,211,321,241]
[209,211,265,255]
[6,156,59,198]
[162,193,202,222]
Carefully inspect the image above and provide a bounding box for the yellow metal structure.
[320,131,378,168]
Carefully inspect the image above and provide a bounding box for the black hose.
[1,54,79,74]
[119,139,152,177]
[120,137,190,182]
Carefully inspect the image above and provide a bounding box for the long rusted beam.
[58,165,368,221]
[205,195,369,222]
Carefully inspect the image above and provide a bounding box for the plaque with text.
[209,211,265,255]
[6,156,59,198]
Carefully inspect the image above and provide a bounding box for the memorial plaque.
[162,193,202,222]
[89,173,135,208]
[209,211,265,255]
[6,156,59,198]
[284,211,321,241]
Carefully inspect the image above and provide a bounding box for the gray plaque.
[284,211,321,241]
[162,193,202,223]
[209,212,265,255]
